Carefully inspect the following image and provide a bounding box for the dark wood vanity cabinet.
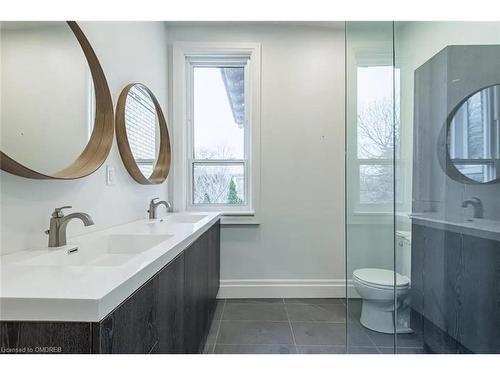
[157,252,185,353]
[184,233,210,353]
[208,222,221,311]
[410,223,500,353]
[93,274,160,354]
[0,221,220,354]
[183,222,221,353]
[93,220,220,354]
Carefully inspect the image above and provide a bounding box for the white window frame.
[171,42,261,224]
[347,52,400,219]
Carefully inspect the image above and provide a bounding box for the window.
[172,43,261,220]
[355,65,400,210]
[189,63,248,207]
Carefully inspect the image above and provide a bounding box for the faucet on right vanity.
[461,197,483,219]
[148,198,172,220]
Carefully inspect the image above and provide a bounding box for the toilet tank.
[396,231,411,280]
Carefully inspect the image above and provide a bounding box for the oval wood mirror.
[0,21,114,179]
[115,83,171,185]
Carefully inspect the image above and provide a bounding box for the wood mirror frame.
[0,21,114,180]
[115,84,171,185]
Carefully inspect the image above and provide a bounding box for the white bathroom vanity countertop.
[410,212,500,242]
[0,212,221,322]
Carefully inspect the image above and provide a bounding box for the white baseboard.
[218,278,359,299]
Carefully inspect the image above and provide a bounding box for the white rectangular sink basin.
[164,214,207,223]
[16,234,172,267]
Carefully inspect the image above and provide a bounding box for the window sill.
[220,211,260,225]
[181,208,259,225]
[352,211,393,216]
[348,211,410,225]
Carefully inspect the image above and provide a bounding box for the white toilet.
[352,268,411,334]
[352,230,413,334]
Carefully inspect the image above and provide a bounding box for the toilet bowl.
[352,268,412,334]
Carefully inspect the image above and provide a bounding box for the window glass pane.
[359,164,394,205]
[125,85,158,177]
[193,163,245,205]
[357,66,400,159]
[193,67,245,159]
[455,163,493,183]
[450,88,495,160]
[467,92,484,158]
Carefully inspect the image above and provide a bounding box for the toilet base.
[359,299,413,334]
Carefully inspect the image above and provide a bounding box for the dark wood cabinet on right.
[410,223,500,353]
[93,220,220,354]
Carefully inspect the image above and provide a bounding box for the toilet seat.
[353,268,409,290]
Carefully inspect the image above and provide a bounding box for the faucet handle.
[151,197,160,203]
[52,206,72,218]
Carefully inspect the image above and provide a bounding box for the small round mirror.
[447,84,500,183]
[116,83,171,184]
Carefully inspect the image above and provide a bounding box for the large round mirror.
[0,21,114,179]
[116,84,171,185]
[447,84,500,183]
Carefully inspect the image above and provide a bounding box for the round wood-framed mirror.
[115,83,171,185]
[0,21,114,179]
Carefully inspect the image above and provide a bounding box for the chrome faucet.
[45,206,94,247]
[461,197,483,219]
[148,198,172,220]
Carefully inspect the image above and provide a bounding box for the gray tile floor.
[203,298,425,354]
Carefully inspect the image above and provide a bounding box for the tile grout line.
[215,343,349,347]
[344,298,381,353]
[212,299,226,354]
[283,298,299,353]
[378,346,423,349]
[362,326,381,353]
[218,319,346,323]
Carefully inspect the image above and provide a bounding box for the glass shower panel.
[345,21,397,354]
[394,21,500,353]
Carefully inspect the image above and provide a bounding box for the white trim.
[217,279,357,299]
[220,212,260,225]
[171,42,261,223]
[348,211,394,225]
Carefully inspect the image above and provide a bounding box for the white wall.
[166,22,346,297]
[0,22,170,255]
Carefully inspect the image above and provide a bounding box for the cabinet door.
[157,253,185,353]
[208,221,221,314]
[93,278,159,354]
[1,321,91,354]
[184,233,210,353]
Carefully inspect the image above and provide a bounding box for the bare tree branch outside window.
[357,96,399,205]
[193,147,245,205]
